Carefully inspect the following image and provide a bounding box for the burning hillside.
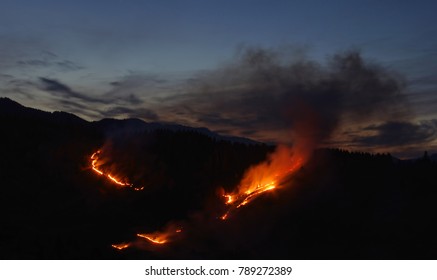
[88,140,308,251]
[90,150,144,191]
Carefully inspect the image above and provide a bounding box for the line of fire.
[90,144,306,250]
[91,150,144,191]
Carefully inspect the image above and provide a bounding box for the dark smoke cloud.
[165,46,410,150]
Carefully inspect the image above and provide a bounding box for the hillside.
[0,98,436,259]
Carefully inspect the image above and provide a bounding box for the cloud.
[58,99,91,110]
[120,93,143,105]
[353,120,437,147]
[105,72,176,104]
[15,49,84,72]
[17,59,49,67]
[39,77,145,105]
[0,74,14,79]
[103,106,159,121]
[39,77,106,103]
[3,78,37,99]
[55,60,84,72]
[34,76,160,121]
[406,89,437,118]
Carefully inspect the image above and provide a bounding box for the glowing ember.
[90,150,144,191]
[222,145,304,219]
[220,213,228,220]
[111,243,131,250]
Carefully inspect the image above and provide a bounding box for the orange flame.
[222,145,304,219]
[111,243,131,250]
[137,228,182,245]
[224,194,233,204]
[91,151,104,175]
[137,233,168,244]
[90,150,143,191]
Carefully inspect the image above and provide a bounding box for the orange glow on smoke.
[137,228,182,245]
[222,145,304,219]
[90,150,143,191]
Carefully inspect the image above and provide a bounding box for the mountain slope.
[1,97,437,260]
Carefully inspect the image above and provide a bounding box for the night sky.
[1,0,437,157]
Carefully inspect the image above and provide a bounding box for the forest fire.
[221,145,304,219]
[90,150,144,191]
[99,144,305,250]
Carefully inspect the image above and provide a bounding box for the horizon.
[1,96,435,159]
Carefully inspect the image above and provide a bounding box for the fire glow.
[137,228,182,245]
[137,233,168,244]
[90,150,144,191]
[221,145,304,219]
[111,243,131,250]
[104,145,305,251]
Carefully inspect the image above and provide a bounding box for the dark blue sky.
[1,0,437,156]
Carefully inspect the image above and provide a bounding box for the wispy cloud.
[103,106,159,121]
[105,72,180,102]
[15,50,84,72]
[39,77,106,104]
[35,77,161,121]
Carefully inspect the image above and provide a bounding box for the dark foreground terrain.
[1,97,436,259]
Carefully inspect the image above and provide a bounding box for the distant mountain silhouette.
[0,97,86,124]
[0,97,260,145]
[1,97,437,260]
[0,97,27,113]
[93,117,261,145]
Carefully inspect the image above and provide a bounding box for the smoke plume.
[168,46,409,152]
